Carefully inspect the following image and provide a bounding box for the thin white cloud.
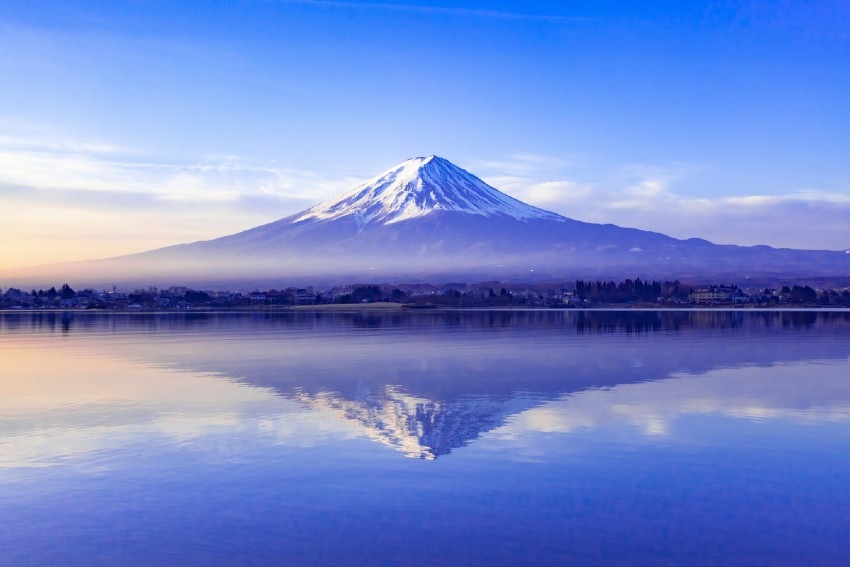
[471,153,578,177]
[0,134,358,206]
[3,137,850,267]
[0,134,135,155]
[275,0,587,22]
[479,155,850,251]
[0,132,366,267]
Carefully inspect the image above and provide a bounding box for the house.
[690,286,739,304]
[293,289,316,305]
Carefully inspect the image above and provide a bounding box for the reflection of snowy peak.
[295,156,564,226]
[294,385,541,459]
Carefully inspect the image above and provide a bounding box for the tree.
[351,285,382,303]
[185,290,212,303]
[390,288,408,302]
[60,283,76,300]
[790,285,817,304]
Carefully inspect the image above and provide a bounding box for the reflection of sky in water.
[3,311,850,464]
[0,339,361,470]
[2,312,850,565]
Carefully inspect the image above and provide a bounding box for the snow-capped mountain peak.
[294,155,565,226]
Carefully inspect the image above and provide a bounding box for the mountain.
[296,155,564,225]
[4,156,849,286]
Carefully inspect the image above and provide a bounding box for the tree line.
[574,279,690,303]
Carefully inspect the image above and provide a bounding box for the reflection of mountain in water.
[293,386,539,459]
[4,310,850,459]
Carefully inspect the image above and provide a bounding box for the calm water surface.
[2,310,850,565]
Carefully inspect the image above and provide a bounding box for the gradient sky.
[1,0,849,269]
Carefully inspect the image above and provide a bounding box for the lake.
[2,310,850,565]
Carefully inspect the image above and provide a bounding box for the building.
[690,286,738,305]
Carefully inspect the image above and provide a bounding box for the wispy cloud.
[0,135,358,208]
[480,154,850,251]
[0,131,365,267]
[276,0,588,23]
[470,153,578,176]
[3,137,849,268]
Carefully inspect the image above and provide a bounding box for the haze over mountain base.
[3,156,848,289]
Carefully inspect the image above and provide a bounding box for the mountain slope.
[145,155,685,260]
[294,156,564,225]
[4,155,848,286]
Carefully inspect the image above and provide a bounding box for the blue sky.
[1,1,849,267]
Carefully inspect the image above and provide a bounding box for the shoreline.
[1,304,849,315]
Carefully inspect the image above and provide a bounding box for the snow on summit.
[294,155,564,226]
[11,154,850,284]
